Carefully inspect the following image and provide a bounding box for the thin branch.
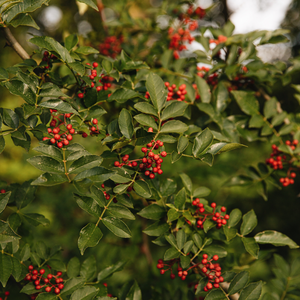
[3,27,30,60]
[220,282,239,300]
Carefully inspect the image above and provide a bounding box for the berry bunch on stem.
[24,265,64,295]
[99,36,123,58]
[190,201,229,229]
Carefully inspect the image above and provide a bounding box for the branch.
[220,282,239,300]
[3,27,30,60]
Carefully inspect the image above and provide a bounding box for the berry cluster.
[185,5,206,19]
[196,66,210,78]
[266,141,299,187]
[99,36,123,58]
[24,265,64,295]
[114,141,167,180]
[196,254,224,291]
[165,82,187,101]
[41,51,57,69]
[0,291,9,300]
[209,35,227,45]
[77,62,113,99]
[156,258,185,280]
[168,27,195,59]
[42,109,74,148]
[191,201,230,229]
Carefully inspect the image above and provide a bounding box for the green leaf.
[134,114,158,130]
[242,237,259,259]
[78,223,103,255]
[67,257,81,278]
[39,100,78,115]
[174,188,186,210]
[3,0,48,23]
[30,36,74,63]
[9,12,39,29]
[76,0,98,10]
[192,128,214,157]
[126,280,142,300]
[183,240,194,254]
[145,73,167,112]
[36,293,57,300]
[216,82,229,112]
[161,101,188,121]
[223,226,237,241]
[204,245,227,258]
[119,109,134,139]
[20,282,38,295]
[0,220,20,243]
[74,167,115,182]
[143,221,169,236]
[160,178,177,197]
[90,186,106,207]
[228,208,242,227]
[80,256,97,281]
[138,204,165,220]
[160,120,189,133]
[31,173,68,186]
[22,213,49,226]
[254,230,299,249]
[228,271,250,295]
[97,261,127,282]
[177,136,189,153]
[102,217,131,238]
[207,142,246,155]
[232,91,259,115]
[240,210,257,236]
[239,282,263,300]
[134,102,158,116]
[33,144,63,161]
[65,34,78,51]
[205,289,226,300]
[176,229,186,250]
[60,277,85,297]
[27,156,64,174]
[76,46,99,55]
[195,76,211,103]
[0,253,12,287]
[179,173,193,194]
[193,187,211,198]
[109,88,142,103]
[180,255,190,269]
[70,286,98,300]
[0,67,9,80]
[69,155,103,174]
[0,192,10,214]
[75,194,102,218]
[192,233,203,249]
[164,247,180,260]
[167,209,181,223]
[133,180,151,198]
[0,136,4,154]
[107,205,135,220]
[264,97,277,119]
[2,108,19,129]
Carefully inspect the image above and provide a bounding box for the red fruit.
[58,284,64,290]
[213,255,219,261]
[93,62,99,68]
[170,274,176,279]
[45,287,51,292]
[32,270,38,275]
[285,140,291,145]
[67,124,72,130]
[63,139,69,146]
[293,139,299,145]
[132,161,138,167]
[92,119,98,125]
[57,142,63,148]
[160,269,165,274]
[291,172,296,178]
[203,254,208,259]
[158,169,163,175]
[47,274,53,279]
[35,285,41,290]
[161,151,167,157]
[4,292,9,296]
[149,173,155,179]
[148,151,154,157]
[78,93,84,98]
[34,280,40,285]
[206,282,213,290]
[114,161,120,167]
[211,202,216,208]
[65,113,71,118]
[82,132,88,138]
[39,269,45,275]
[0,189,6,194]
[148,127,153,132]
[202,267,207,273]
[221,206,226,212]
[54,288,60,294]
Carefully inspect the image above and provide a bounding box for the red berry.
[285,140,291,145]
[69,128,75,134]
[161,151,167,157]
[148,127,153,132]
[211,202,216,208]
[92,119,98,125]
[54,134,60,140]
[57,142,63,148]
[170,274,175,279]
[4,292,9,296]
[82,132,88,138]
[149,173,155,179]
[67,124,72,130]
[35,285,41,290]
[58,284,64,290]
[221,206,226,212]
[203,254,208,259]
[114,161,120,167]
[67,134,73,141]
[78,93,84,98]
[32,270,38,275]
[213,255,219,261]
[160,269,165,274]
[45,287,51,292]
[291,172,296,178]
[0,189,6,194]
[93,62,98,68]
[54,288,60,294]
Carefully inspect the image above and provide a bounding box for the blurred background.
[1,0,300,296]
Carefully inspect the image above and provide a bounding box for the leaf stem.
[62,148,71,183]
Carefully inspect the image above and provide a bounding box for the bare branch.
[3,27,30,60]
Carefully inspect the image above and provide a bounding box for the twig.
[3,27,30,60]
[220,282,239,300]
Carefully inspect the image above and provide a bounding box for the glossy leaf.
[192,128,214,157]
[138,204,165,220]
[102,217,131,238]
[164,247,180,260]
[174,188,186,210]
[27,156,64,174]
[160,120,189,133]
[146,73,167,112]
[97,261,127,281]
[65,34,78,51]
[33,144,63,161]
[179,173,193,194]
[228,271,250,295]
[75,194,102,218]
[126,280,142,300]
[242,237,259,258]
[78,223,103,255]
[161,101,188,121]
[67,257,81,278]
[134,102,158,116]
[74,167,115,182]
[31,173,68,186]
[0,253,12,287]
[0,192,10,214]
[239,282,263,300]
[205,289,226,300]
[133,180,152,198]
[254,230,299,248]
[39,100,78,115]
[134,114,158,130]
[195,76,211,103]
[70,286,98,300]
[228,208,242,228]
[177,136,189,153]
[193,187,210,198]
[143,221,169,236]
[240,210,257,236]
[232,91,259,115]
[69,155,103,174]
[107,205,135,220]
[119,109,134,139]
